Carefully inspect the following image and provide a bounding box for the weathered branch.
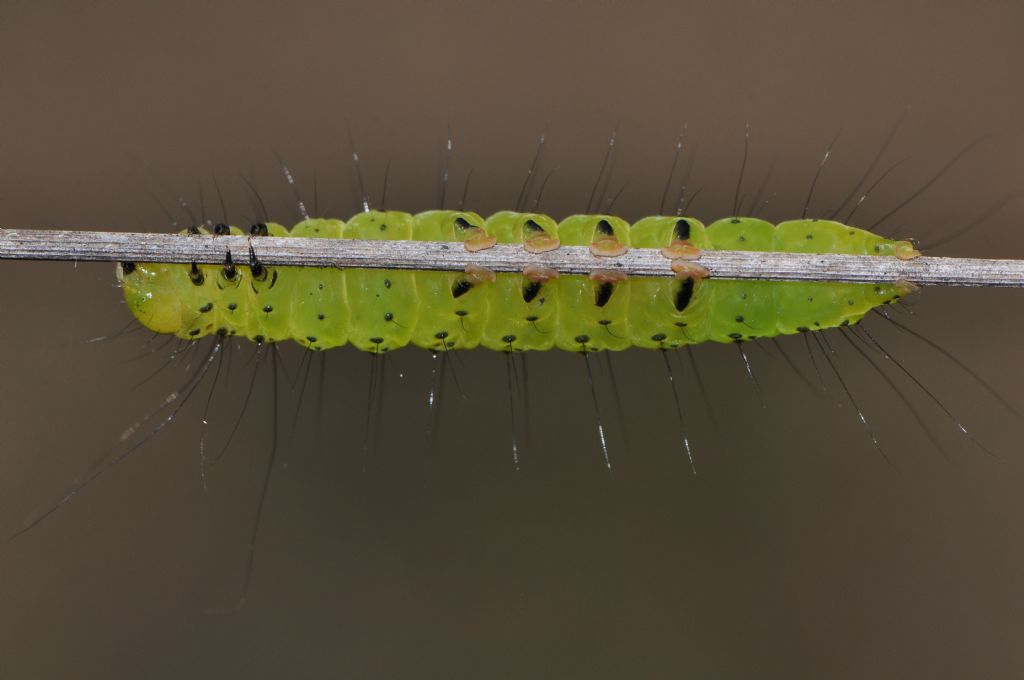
[1,228,1023,287]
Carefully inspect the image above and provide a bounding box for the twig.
[1,228,1023,287]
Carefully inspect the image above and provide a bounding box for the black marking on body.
[674,279,694,312]
[221,252,237,280]
[249,245,267,282]
[673,219,691,240]
[452,279,473,298]
[595,282,614,308]
[188,262,204,286]
[522,281,542,304]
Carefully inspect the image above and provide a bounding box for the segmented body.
[117,211,917,353]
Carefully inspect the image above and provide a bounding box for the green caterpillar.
[117,210,920,353]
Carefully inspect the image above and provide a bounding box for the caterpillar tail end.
[894,279,921,297]
[893,240,922,260]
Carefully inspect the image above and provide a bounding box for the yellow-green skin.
[117,213,912,353]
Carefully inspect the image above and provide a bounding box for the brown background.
[1,0,1023,677]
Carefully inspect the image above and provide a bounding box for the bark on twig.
[2,228,1023,287]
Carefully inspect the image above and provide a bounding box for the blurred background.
[1,0,1023,677]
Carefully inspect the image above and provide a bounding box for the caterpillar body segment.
[553,215,633,351]
[117,211,915,353]
[289,218,348,348]
[403,210,489,352]
[480,211,560,351]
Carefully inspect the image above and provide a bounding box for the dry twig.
[2,228,1023,287]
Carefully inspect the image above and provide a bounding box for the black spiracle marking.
[673,219,691,240]
[594,282,614,308]
[522,281,542,304]
[674,279,694,313]
[188,262,204,286]
[451,279,473,298]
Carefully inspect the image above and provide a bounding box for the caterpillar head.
[116,261,185,334]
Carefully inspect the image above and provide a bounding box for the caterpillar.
[9,141,1018,635]
[116,211,920,353]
